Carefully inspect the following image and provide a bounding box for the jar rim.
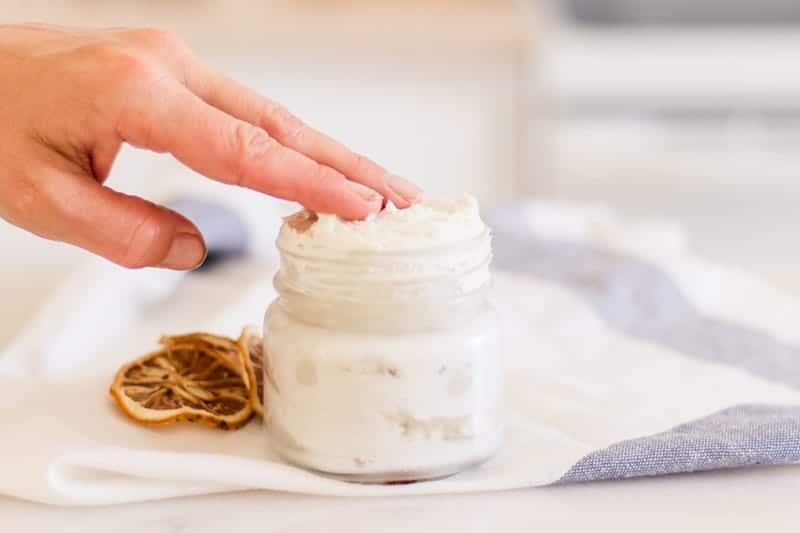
[276,227,492,261]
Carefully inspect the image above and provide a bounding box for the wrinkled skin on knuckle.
[101,54,175,149]
[115,205,170,268]
[84,43,154,89]
[351,152,382,183]
[229,122,277,187]
[263,104,307,146]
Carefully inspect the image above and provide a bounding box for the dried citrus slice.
[110,342,253,430]
[158,332,249,389]
[237,325,265,416]
[159,332,240,354]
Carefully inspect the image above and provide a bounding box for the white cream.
[277,194,486,255]
[276,194,492,299]
[264,194,502,482]
[264,306,502,478]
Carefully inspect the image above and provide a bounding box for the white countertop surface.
[4,465,797,532]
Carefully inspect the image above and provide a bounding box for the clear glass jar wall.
[263,230,502,483]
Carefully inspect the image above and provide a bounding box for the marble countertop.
[4,465,798,532]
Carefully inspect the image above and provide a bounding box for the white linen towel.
[2,202,799,505]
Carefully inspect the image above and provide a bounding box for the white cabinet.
[535,22,800,285]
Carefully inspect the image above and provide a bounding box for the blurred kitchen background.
[3,0,800,330]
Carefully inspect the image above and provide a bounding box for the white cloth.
[2,202,799,505]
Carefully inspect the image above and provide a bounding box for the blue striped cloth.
[487,205,800,483]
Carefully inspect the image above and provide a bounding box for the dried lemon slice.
[159,332,240,354]
[158,332,249,389]
[110,341,254,430]
[237,326,265,416]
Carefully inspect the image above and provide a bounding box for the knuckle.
[117,212,165,268]
[102,48,156,87]
[73,45,155,128]
[231,122,278,186]
[265,104,307,145]
[309,161,335,184]
[351,153,377,179]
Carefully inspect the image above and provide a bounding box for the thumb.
[45,173,207,270]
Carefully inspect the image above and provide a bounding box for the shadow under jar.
[263,228,503,483]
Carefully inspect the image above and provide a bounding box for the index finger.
[185,62,422,207]
[118,81,384,219]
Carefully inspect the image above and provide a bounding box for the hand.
[0,24,421,269]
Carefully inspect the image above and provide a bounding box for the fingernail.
[386,174,423,204]
[346,180,383,210]
[160,232,207,270]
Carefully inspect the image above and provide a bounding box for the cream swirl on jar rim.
[277,194,487,254]
[276,194,492,296]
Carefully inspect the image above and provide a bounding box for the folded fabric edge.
[43,444,561,506]
[557,403,800,484]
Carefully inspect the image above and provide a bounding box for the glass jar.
[262,228,502,483]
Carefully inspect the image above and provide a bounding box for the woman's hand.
[0,24,421,269]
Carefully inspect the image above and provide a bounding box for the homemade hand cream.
[264,194,502,482]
